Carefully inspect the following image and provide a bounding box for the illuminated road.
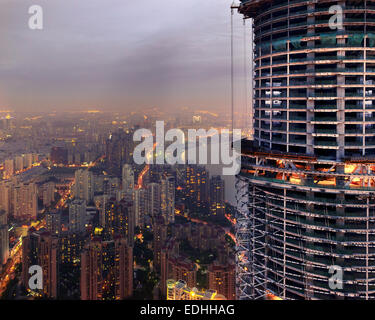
[0,218,47,296]
[225,213,236,226]
[0,155,102,296]
[0,181,72,296]
[137,165,149,189]
[0,243,21,296]
[55,180,74,209]
[136,143,156,189]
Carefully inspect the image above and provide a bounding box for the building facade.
[74,169,94,203]
[237,0,375,300]
[69,199,87,234]
[104,198,134,244]
[209,176,225,217]
[22,230,59,298]
[208,261,236,300]
[80,237,133,300]
[166,280,226,300]
[122,164,135,191]
[146,182,161,217]
[185,165,209,211]
[161,176,175,224]
[13,183,38,220]
[0,210,9,267]
[46,209,62,236]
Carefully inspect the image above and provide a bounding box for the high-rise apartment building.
[0,181,10,215]
[80,237,133,300]
[4,159,14,179]
[13,183,38,220]
[24,153,35,169]
[161,176,175,224]
[146,183,161,217]
[59,232,85,265]
[105,129,135,175]
[14,155,24,172]
[237,0,375,300]
[22,230,59,298]
[133,188,146,227]
[185,165,209,211]
[69,199,87,234]
[105,177,121,197]
[40,182,56,207]
[46,209,62,236]
[208,261,235,300]
[153,216,168,272]
[162,255,197,294]
[0,210,9,267]
[104,198,134,244]
[74,169,94,203]
[122,164,135,191]
[209,176,225,217]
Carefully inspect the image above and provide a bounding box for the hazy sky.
[0,0,248,114]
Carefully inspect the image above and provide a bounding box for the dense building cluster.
[0,112,233,300]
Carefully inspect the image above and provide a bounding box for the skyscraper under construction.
[236,0,375,300]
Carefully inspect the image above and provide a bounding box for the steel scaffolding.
[235,0,375,300]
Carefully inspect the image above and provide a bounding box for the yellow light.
[345,164,357,174]
[289,176,301,184]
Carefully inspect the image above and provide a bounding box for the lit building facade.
[237,0,375,300]
[153,216,168,272]
[133,188,146,227]
[166,280,226,300]
[104,198,134,244]
[22,230,59,298]
[208,262,236,300]
[46,209,62,236]
[13,183,38,220]
[185,165,209,211]
[164,256,197,292]
[161,176,175,224]
[80,237,133,300]
[4,159,14,179]
[209,176,225,217]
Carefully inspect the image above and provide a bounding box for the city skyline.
[0,110,237,301]
[4,0,375,305]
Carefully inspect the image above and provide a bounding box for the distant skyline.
[0,0,248,115]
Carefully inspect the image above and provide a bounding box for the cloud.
[0,0,247,113]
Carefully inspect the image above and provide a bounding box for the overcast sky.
[0,0,248,114]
